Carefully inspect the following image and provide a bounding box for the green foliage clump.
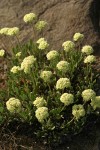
[0,12,100,145]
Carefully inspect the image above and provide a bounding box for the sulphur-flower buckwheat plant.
[35,107,49,123]
[0,49,5,57]
[84,55,96,63]
[62,41,75,52]
[72,104,85,120]
[60,93,74,106]
[46,50,59,61]
[6,97,21,113]
[82,89,96,102]
[56,78,71,90]
[82,45,93,55]
[56,61,69,73]
[1,13,100,145]
[33,97,47,108]
[23,13,36,23]
[73,32,84,42]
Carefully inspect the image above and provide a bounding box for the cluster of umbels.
[6,89,100,122]
[6,97,21,113]
[0,27,19,36]
[36,38,49,50]
[1,12,99,124]
[23,13,47,31]
[40,71,52,82]
[21,55,36,74]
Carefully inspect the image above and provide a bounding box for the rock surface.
[0,0,100,55]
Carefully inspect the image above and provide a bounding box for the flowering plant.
[0,12,100,145]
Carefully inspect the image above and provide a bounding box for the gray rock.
[0,0,100,54]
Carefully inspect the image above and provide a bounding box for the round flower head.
[73,33,84,42]
[35,20,47,31]
[21,55,36,74]
[35,107,49,123]
[56,61,69,73]
[23,13,36,23]
[0,49,5,57]
[84,55,96,63]
[46,50,59,61]
[62,41,75,52]
[82,89,96,102]
[82,45,93,55]
[37,38,49,50]
[7,27,19,36]
[60,93,74,106]
[72,104,85,120]
[10,66,21,74]
[40,71,52,82]
[0,27,9,35]
[36,38,45,44]
[16,52,21,57]
[33,97,47,108]
[6,97,21,113]
[56,78,71,90]
[91,96,100,110]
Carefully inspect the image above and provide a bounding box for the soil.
[0,120,100,150]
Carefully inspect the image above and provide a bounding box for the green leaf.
[0,107,4,113]
[0,116,3,123]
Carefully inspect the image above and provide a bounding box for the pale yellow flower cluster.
[23,13,36,23]
[0,27,9,35]
[33,97,47,108]
[10,66,21,74]
[16,52,21,57]
[7,27,19,36]
[35,20,47,31]
[35,107,49,123]
[56,61,69,73]
[82,45,93,55]
[6,97,21,113]
[82,89,96,102]
[37,38,49,50]
[73,33,84,42]
[56,78,71,90]
[62,41,75,52]
[46,50,59,61]
[40,71,52,82]
[72,104,85,120]
[0,49,5,57]
[21,55,36,74]
[60,93,74,106]
[84,55,96,63]
[91,96,100,110]
[0,27,19,36]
